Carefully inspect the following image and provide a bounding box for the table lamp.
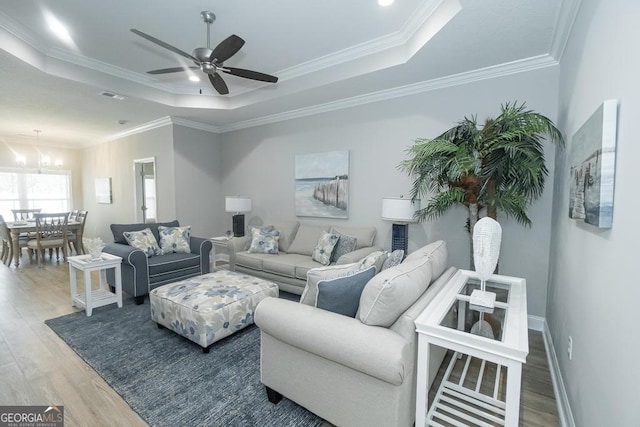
[225,196,252,237]
[381,197,419,253]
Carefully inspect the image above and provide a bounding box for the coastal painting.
[295,150,349,218]
[568,100,618,228]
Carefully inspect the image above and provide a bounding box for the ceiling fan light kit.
[131,11,278,95]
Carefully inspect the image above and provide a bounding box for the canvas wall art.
[568,100,618,228]
[295,150,349,218]
[95,177,112,204]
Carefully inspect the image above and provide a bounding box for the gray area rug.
[45,300,324,427]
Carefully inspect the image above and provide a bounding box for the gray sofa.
[228,221,381,295]
[103,220,212,304]
[255,240,451,427]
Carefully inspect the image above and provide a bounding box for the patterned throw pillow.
[247,228,280,254]
[123,228,163,257]
[158,225,191,254]
[330,233,358,263]
[359,250,388,273]
[311,231,339,266]
[243,225,276,251]
[381,249,404,270]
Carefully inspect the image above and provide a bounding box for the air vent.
[99,91,127,101]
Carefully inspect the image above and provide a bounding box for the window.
[0,169,72,221]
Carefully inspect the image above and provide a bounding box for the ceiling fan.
[131,11,278,95]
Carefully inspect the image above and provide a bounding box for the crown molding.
[277,0,459,81]
[549,0,583,61]
[170,117,221,133]
[219,54,559,133]
[99,116,173,143]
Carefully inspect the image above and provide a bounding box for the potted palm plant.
[400,101,564,268]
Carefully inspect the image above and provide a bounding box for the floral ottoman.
[150,270,279,352]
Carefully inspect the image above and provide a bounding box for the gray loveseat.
[255,240,451,427]
[227,221,381,295]
[103,220,212,304]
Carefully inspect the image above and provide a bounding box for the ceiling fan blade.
[222,67,278,83]
[131,29,199,63]
[209,73,229,95]
[210,34,245,64]
[147,66,198,75]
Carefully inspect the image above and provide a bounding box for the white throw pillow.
[123,228,163,257]
[311,231,339,265]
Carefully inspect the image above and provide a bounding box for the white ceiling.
[0,0,579,149]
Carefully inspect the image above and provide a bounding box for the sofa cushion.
[147,252,201,284]
[111,220,180,245]
[294,257,326,280]
[316,266,376,317]
[311,231,339,265]
[247,228,280,254]
[358,256,433,327]
[123,228,164,257]
[330,232,358,263]
[158,225,191,254]
[287,224,328,256]
[329,226,376,249]
[403,240,448,280]
[235,252,275,271]
[300,262,363,306]
[269,221,300,253]
[262,254,310,278]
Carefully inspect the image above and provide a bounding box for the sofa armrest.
[189,236,213,274]
[227,236,249,269]
[255,297,410,385]
[103,243,147,267]
[336,246,383,265]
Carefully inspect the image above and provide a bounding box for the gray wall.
[173,125,223,237]
[220,66,560,317]
[550,0,639,425]
[80,125,175,241]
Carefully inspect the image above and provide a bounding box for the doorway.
[133,157,157,223]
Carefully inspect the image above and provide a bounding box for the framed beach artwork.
[295,150,349,218]
[568,100,618,228]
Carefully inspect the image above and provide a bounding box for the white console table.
[68,253,123,316]
[414,269,529,426]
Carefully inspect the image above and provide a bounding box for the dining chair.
[11,208,42,221]
[67,210,88,254]
[0,214,30,266]
[0,215,11,265]
[27,213,69,267]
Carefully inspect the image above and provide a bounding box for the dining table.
[7,220,84,267]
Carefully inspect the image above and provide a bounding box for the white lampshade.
[225,196,252,213]
[381,197,420,223]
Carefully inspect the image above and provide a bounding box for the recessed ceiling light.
[189,75,201,82]
[378,0,394,6]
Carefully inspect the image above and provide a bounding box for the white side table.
[414,269,529,427]
[210,236,231,270]
[68,253,123,316]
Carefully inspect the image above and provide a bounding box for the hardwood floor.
[0,258,559,426]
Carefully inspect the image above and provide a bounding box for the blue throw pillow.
[316,266,376,317]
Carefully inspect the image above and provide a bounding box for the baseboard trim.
[542,320,576,427]
[527,315,545,331]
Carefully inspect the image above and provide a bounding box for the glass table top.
[439,278,510,342]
